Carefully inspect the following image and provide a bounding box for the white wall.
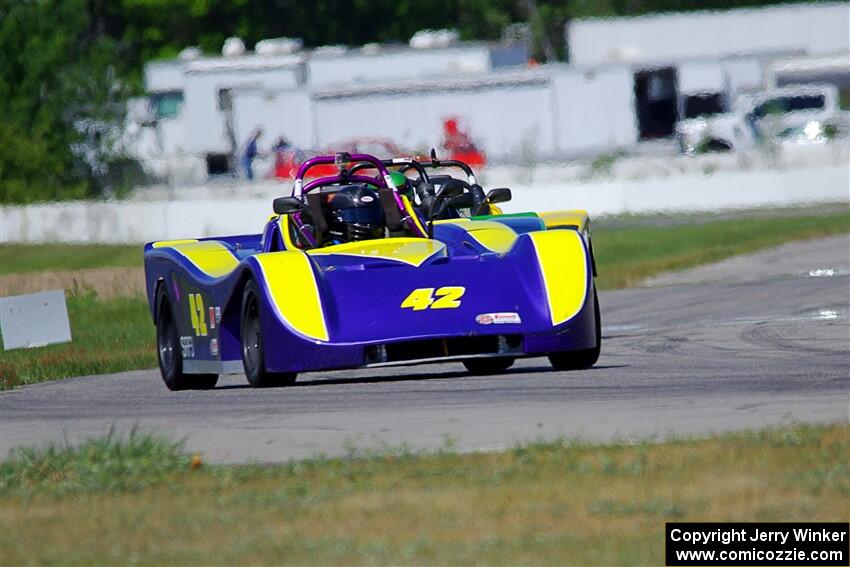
[568,2,850,66]
[232,88,315,149]
[145,61,184,92]
[312,76,556,158]
[677,61,725,94]
[308,46,491,87]
[3,165,846,244]
[182,61,304,155]
[551,67,637,152]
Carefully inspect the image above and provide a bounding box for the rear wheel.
[156,287,218,390]
[463,357,515,375]
[548,285,601,371]
[241,280,297,388]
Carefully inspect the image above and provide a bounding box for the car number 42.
[401,286,465,311]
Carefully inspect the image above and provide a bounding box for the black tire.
[241,280,297,387]
[463,357,515,375]
[548,285,602,371]
[156,287,218,390]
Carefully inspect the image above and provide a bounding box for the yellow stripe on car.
[435,219,518,254]
[401,195,428,236]
[254,252,329,342]
[539,210,590,233]
[153,240,239,278]
[277,214,298,250]
[152,239,199,248]
[461,220,518,254]
[528,230,589,326]
[308,238,447,267]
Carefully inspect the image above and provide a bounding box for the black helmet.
[322,185,386,243]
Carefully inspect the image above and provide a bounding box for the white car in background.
[676,84,843,153]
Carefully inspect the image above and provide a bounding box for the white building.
[127,3,850,184]
[566,2,850,66]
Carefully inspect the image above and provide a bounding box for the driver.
[322,184,386,244]
[389,171,416,204]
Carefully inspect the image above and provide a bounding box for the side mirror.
[486,188,512,204]
[273,196,306,215]
[448,193,474,210]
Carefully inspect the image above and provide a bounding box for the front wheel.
[156,287,218,390]
[241,280,297,388]
[548,285,601,371]
[463,357,515,375]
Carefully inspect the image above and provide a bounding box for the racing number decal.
[401,287,465,311]
[188,293,208,336]
[432,286,465,309]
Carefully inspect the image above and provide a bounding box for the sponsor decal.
[210,338,219,357]
[214,306,222,324]
[208,306,216,329]
[360,195,374,203]
[180,336,195,358]
[476,312,522,325]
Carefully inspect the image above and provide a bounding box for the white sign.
[0,290,72,350]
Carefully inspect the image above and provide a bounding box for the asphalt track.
[1,236,848,463]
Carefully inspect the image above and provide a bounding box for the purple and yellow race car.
[144,153,600,390]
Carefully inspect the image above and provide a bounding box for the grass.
[592,211,849,289]
[0,424,847,565]
[0,289,155,389]
[0,208,847,389]
[0,428,191,496]
[0,243,141,275]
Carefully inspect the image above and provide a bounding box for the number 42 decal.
[401,286,465,311]
[187,293,208,336]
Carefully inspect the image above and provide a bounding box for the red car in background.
[272,138,405,180]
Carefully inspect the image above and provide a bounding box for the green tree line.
[0,0,812,204]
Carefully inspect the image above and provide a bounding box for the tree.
[0,0,135,203]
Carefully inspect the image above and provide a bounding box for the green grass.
[0,289,155,389]
[593,211,849,289]
[1,424,847,565]
[0,243,142,274]
[1,209,847,389]
[0,428,190,496]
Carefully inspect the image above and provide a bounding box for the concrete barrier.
[2,163,847,244]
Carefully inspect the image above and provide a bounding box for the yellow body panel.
[153,240,239,278]
[460,220,518,254]
[152,239,199,248]
[433,219,518,254]
[308,238,447,267]
[539,210,590,233]
[277,214,298,250]
[254,252,329,342]
[528,230,589,326]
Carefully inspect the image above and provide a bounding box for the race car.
[144,153,600,390]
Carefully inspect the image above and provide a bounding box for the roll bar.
[292,153,398,196]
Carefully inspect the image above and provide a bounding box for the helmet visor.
[338,206,384,225]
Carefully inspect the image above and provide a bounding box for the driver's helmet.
[389,171,415,201]
[322,184,386,243]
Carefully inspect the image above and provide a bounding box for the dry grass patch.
[0,266,145,299]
